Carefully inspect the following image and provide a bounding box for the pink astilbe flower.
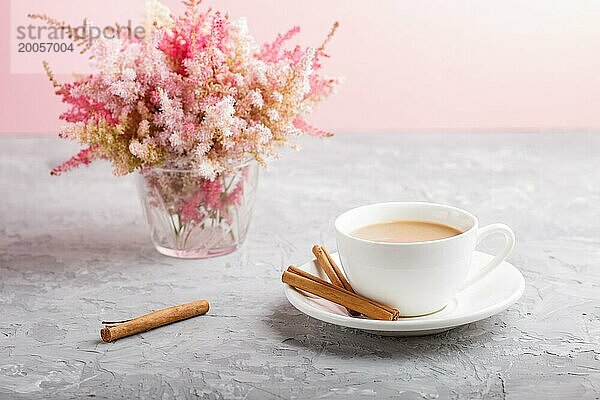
[180,177,224,223]
[180,190,204,224]
[258,26,300,62]
[293,117,333,138]
[203,178,224,210]
[223,180,244,207]
[57,81,117,124]
[40,0,341,178]
[50,146,97,175]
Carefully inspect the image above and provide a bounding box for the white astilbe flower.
[155,89,188,152]
[202,96,246,139]
[228,18,258,61]
[248,123,273,144]
[271,91,283,103]
[248,89,264,109]
[144,0,173,35]
[194,157,219,181]
[266,109,280,121]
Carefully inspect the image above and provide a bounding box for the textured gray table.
[1,133,599,399]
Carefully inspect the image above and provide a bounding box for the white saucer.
[283,251,525,336]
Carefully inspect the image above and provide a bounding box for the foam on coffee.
[350,220,462,243]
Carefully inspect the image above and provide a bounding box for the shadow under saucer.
[261,300,499,359]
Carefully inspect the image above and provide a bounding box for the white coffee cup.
[335,202,515,317]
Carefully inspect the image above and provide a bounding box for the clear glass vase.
[136,160,259,259]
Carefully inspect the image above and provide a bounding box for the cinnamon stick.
[288,266,399,316]
[100,300,210,342]
[312,245,360,316]
[312,245,353,291]
[283,266,400,321]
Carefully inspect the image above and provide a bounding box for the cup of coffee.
[335,202,515,317]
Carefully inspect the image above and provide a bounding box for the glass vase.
[136,160,259,259]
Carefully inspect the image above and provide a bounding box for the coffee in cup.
[335,202,515,317]
[350,220,462,243]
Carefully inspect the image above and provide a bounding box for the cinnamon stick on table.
[100,300,210,342]
[282,266,400,321]
[312,245,360,316]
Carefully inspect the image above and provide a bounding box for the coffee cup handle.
[461,223,515,289]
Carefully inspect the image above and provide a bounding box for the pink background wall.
[2,0,600,134]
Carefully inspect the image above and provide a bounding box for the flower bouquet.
[36,0,341,258]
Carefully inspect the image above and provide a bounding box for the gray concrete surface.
[0,132,599,399]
